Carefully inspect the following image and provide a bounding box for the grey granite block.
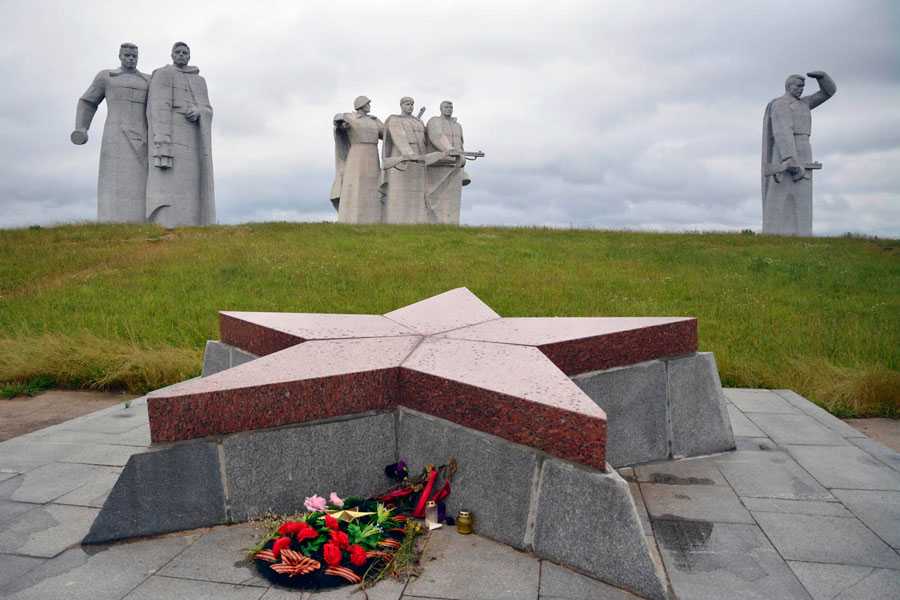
[125,576,266,600]
[224,412,395,521]
[533,459,667,600]
[667,353,735,457]
[716,450,832,500]
[727,404,765,437]
[405,528,540,600]
[786,445,900,491]
[0,504,98,558]
[741,497,852,518]
[642,483,754,524]
[0,529,200,600]
[653,521,811,600]
[83,440,227,544]
[724,388,799,413]
[52,467,122,508]
[0,462,115,504]
[848,436,900,473]
[832,489,900,549]
[634,456,728,486]
[231,346,257,367]
[747,413,848,446]
[753,511,900,569]
[774,389,866,438]
[398,408,540,549]
[539,560,644,599]
[788,561,900,600]
[629,480,652,535]
[202,340,231,376]
[572,360,669,467]
[159,523,268,586]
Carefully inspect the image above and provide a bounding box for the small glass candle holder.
[425,500,441,530]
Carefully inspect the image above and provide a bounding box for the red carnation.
[272,536,291,559]
[278,521,302,536]
[296,523,319,542]
[324,514,340,530]
[348,544,367,567]
[323,541,342,566]
[329,529,350,549]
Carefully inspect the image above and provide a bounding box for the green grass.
[1,222,897,417]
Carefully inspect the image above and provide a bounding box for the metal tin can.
[456,510,473,534]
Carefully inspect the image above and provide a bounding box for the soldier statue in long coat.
[425,100,471,225]
[71,43,149,223]
[762,71,836,235]
[381,97,429,224]
[331,96,385,224]
[146,42,215,228]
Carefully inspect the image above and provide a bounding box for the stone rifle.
[382,150,486,170]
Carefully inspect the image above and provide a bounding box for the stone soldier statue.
[762,71,836,235]
[380,97,430,224]
[146,42,215,227]
[425,100,479,225]
[71,42,149,223]
[330,96,384,224]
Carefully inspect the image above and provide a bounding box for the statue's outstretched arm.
[804,71,836,109]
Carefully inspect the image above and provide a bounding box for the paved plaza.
[1,388,898,599]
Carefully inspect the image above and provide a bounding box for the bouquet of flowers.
[250,491,418,589]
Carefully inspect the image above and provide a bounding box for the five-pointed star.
[147,288,696,470]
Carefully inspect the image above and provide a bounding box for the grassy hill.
[1,222,897,417]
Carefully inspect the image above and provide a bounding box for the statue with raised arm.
[330,96,385,224]
[762,71,836,235]
[71,43,149,223]
[425,101,483,225]
[380,97,430,224]
[145,42,215,227]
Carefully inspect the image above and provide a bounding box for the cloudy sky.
[2,0,898,235]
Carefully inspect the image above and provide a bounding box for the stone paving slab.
[0,462,115,504]
[832,489,900,549]
[753,511,900,569]
[724,388,798,414]
[158,523,269,587]
[59,443,146,467]
[787,561,900,600]
[0,499,37,526]
[747,413,848,446]
[740,497,853,518]
[847,436,900,473]
[641,483,754,524]
[634,457,728,486]
[0,529,200,600]
[652,520,811,600]
[733,436,779,451]
[774,390,867,439]
[539,561,644,599]
[786,445,900,491]
[404,528,540,600]
[52,466,122,508]
[0,554,45,589]
[715,450,833,500]
[123,575,267,600]
[0,504,98,558]
[727,404,766,437]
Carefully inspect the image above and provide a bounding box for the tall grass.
[0,222,897,416]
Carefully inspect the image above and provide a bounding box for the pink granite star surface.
[147,288,698,470]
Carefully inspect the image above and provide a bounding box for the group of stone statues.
[74,45,835,236]
[72,42,214,227]
[331,97,484,225]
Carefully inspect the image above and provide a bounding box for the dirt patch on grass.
[845,418,900,452]
[0,389,135,442]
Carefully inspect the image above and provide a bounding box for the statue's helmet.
[354,95,371,110]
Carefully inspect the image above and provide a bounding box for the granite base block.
[668,352,735,457]
[397,408,539,549]
[201,340,258,377]
[573,360,669,468]
[223,412,396,521]
[533,459,667,600]
[83,441,227,544]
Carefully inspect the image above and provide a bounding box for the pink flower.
[329,492,344,508]
[304,494,327,512]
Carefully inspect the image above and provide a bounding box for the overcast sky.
[2,0,898,235]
